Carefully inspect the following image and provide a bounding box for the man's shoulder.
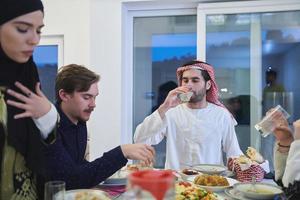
[207,103,233,120]
[208,103,228,112]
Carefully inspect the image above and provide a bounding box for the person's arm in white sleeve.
[282,119,300,187]
[33,103,58,139]
[134,86,188,145]
[134,110,166,145]
[282,140,300,187]
[272,117,294,184]
[222,112,243,158]
[274,142,289,181]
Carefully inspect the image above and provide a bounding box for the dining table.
[96,175,278,200]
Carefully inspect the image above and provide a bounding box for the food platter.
[64,189,111,200]
[187,176,239,192]
[192,164,227,175]
[175,181,226,200]
[234,182,283,200]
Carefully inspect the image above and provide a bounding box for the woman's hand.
[121,144,155,166]
[266,107,289,127]
[266,107,293,146]
[6,81,51,119]
[273,125,294,146]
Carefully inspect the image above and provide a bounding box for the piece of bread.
[236,155,252,165]
[246,147,264,163]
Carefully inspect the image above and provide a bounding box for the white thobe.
[282,140,300,187]
[134,103,243,170]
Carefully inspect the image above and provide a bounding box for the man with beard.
[134,60,242,170]
[44,64,155,189]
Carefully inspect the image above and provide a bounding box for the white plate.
[220,170,235,178]
[214,193,227,200]
[64,189,111,200]
[187,176,239,192]
[102,177,127,185]
[177,169,202,181]
[101,177,127,186]
[102,170,128,186]
[234,182,283,199]
[224,188,251,200]
[101,180,127,186]
[192,164,227,175]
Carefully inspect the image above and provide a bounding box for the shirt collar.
[55,102,86,129]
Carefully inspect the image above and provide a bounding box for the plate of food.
[187,174,239,192]
[64,189,111,200]
[178,168,202,181]
[176,181,225,200]
[234,182,283,200]
[192,164,227,175]
[102,164,153,186]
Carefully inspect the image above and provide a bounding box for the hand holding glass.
[255,105,290,137]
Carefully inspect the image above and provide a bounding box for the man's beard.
[189,89,206,103]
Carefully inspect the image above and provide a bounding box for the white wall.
[43,0,131,160]
[89,0,124,160]
[43,0,90,65]
[42,0,169,161]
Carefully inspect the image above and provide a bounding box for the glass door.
[132,14,197,168]
[197,0,300,173]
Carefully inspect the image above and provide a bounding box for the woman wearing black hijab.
[0,0,58,199]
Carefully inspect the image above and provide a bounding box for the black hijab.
[0,0,44,25]
[0,0,46,174]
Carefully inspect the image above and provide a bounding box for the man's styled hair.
[55,64,100,103]
[180,60,211,82]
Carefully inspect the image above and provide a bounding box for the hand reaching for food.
[121,143,155,166]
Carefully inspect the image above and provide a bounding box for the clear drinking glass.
[255,105,290,137]
[177,91,193,103]
[44,181,65,200]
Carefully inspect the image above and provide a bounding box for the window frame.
[197,0,300,149]
[122,0,300,147]
[122,2,198,144]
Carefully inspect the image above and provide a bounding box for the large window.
[133,15,197,167]
[33,36,63,103]
[124,1,300,171]
[199,2,300,173]
[34,45,58,102]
